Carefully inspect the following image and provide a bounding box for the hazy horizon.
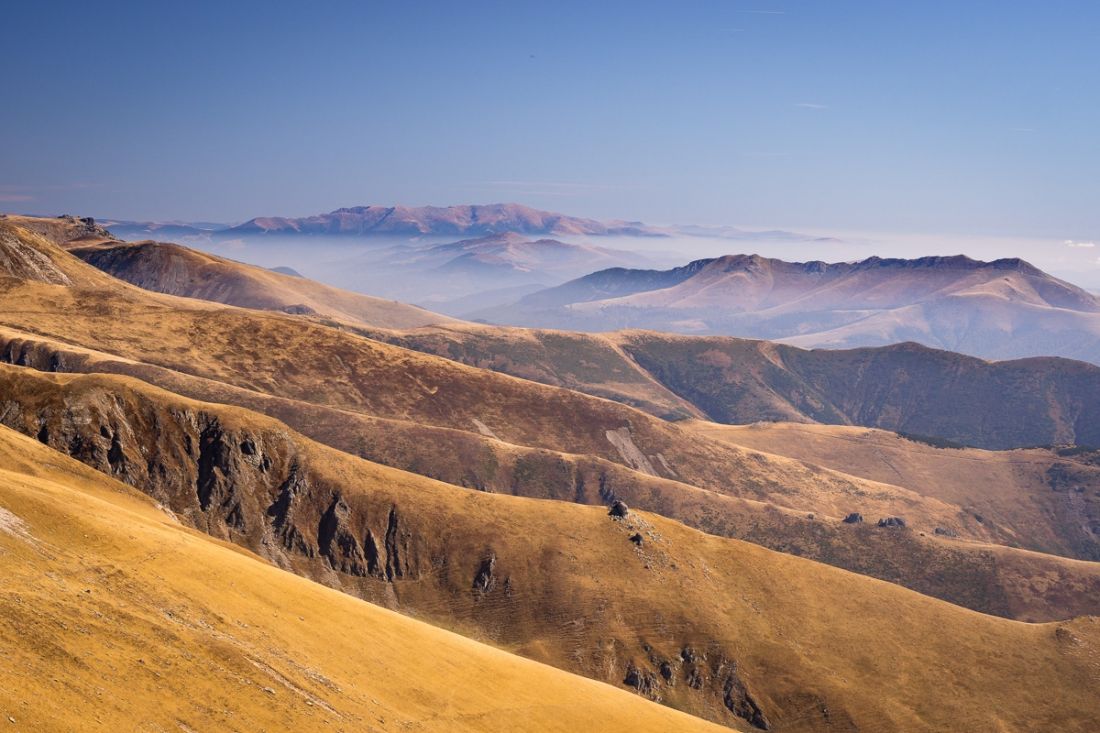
[4,2,1098,239]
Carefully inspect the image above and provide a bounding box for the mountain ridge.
[475,251,1100,364]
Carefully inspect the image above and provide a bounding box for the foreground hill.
[3,372,1099,731]
[66,238,456,329]
[478,253,1100,364]
[0,425,727,733]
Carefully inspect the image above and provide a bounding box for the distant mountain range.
[474,253,1100,365]
[103,203,660,239]
[333,231,653,311]
[101,203,825,242]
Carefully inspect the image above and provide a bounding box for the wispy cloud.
[1066,240,1096,248]
[0,194,34,202]
[796,102,827,110]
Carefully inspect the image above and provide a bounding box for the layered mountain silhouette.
[228,203,659,237]
[477,253,1100,364]
[58,218,1100,453]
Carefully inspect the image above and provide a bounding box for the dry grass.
[67,238,457,329]
[0,425,731,733]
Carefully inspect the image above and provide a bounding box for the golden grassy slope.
[2,379,1100,731]
[5,358,1100,628]
[0,425,730,733]
[688,421,1100,561]
[0,251,966,535]
[67,238,457,329]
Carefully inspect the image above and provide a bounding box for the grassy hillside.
[0,425,729,733]
[53,216,1100,450]
[615,332,1100,450]
[67,238,456,329]
[689,421,1100,561]
[2,218,1098,620]
[2,382,1099,731]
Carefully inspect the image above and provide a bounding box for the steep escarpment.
[0,426,731,733]
[0,367,827,729]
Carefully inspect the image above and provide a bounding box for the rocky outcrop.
[472,551,497,593]
[609,500,630,518]
[0,372,427,590]
[842,512,864,524]
[0,228,73,285]
[722,664,770,730]
[878,516,907,528]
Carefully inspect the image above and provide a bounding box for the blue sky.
[2,1,1098,244]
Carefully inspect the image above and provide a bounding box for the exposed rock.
[605,427,659,476]
[318,494,368,576]
[934,526,958,538]
[0,229,73,285]
[472,551,497,593]
[623,663,661,700]
[609,500,630,518]
[280,304,317,316]
[842,512,863,524]
[629,532,644,546]
[723,668,770,730]
[878,516,907,528]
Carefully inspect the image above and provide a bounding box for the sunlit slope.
[19,215,1100,451]
[1,220,1099,620]
[67,238,457,329]
[0,425,730,733]
[688,421,1100,562]
[0,367,1098,730]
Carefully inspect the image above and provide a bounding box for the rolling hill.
[477,253,1100,364]
[3,214,1100,729]
[0,424,729,733]
[66,238,456,329]
[54,222,1100,450]
[4,215,1100,610]
[3,371,1100,731]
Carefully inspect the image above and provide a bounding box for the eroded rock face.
[620,645,776,730]
[0,229,72,285]
[0,379,425,589]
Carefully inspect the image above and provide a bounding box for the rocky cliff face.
[0,364,785,730]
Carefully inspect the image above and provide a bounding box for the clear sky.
[2,1,1098,244]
